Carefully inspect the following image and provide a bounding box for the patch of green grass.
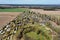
[0,8,28,12]
[26,32,40,40]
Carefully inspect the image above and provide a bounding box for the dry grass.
[30,9,60,16]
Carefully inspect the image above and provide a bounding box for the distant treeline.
[0,5,60,10]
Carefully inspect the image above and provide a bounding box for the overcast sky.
[0,0,60,4]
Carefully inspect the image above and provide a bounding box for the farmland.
[0,8,28,12]
[0,12,21,30]
[0,8,60,40]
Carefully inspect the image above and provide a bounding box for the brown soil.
[0,12,21,30]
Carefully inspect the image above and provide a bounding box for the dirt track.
[0,12,21,30]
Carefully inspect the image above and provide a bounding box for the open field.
[0,8,28,12]
[0,8,60,40]
[30,9,60,15]
[0,11,52,40]
[0,8,28,29]
[0,12,21,30]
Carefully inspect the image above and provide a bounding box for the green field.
[0,8,27,12]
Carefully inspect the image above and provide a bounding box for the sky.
[0,0,60,4]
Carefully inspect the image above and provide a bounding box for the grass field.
[0,8,27,12]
